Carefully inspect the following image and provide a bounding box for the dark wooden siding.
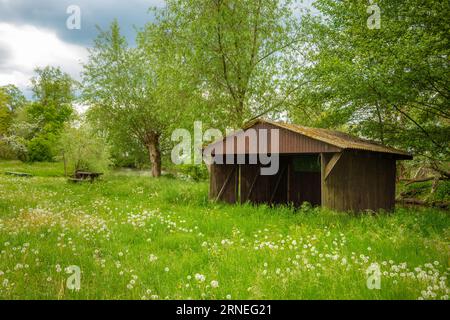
[210,123,341,155]
[321,151,396,212]
[210,151,397,212]
[240,158,289,205]
[237,156,321,207]
[209,164,238,203]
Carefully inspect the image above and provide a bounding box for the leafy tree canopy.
[290,0,449,166]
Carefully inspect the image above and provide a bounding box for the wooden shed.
[204,119,412,212]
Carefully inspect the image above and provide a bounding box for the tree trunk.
[146,132,162,178]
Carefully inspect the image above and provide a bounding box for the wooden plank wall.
[238,156,322,207]
[211,151,396,211]
[209,164,239,203]
[321,151,396,212]
[240,158,289,205]
[210,122,341,155]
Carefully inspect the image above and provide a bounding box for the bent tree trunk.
[145,132,162,178]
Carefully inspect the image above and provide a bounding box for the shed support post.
[320,153,330,208]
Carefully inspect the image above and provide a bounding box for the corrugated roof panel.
[245,120,412,158]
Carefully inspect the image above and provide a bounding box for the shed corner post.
[237,164,241,205]
[320,153,326,207]
[209,163,215,200]
[287,159,291,204]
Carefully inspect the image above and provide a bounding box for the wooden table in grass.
[69,171,103,183]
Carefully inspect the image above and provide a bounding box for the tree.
[2,85,27,113]
[291,0,449,170]
[59,124,111,175]
[0,85,27,137]
[83,21,197,177]
[25,67,75,161]
[140,0,303,129]
[0,88,10,136]
[0,85,28,159]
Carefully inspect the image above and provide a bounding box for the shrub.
[27,135,55,162]
[0,140,16,160]
[435,180,450,202]
[177,164,209,181]
[58,124,111,175]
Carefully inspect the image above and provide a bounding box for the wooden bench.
[68,171,103,183]
[4,171,33,177]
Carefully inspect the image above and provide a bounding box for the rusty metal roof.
[244,119,412,158]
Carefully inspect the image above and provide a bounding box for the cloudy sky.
[0,0,314,99]
[0,0,164,98]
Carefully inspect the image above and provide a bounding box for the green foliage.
[31,67,76,106]
[83,21,191,176]
[141,0,303,129]
[26,101,73,134]
[0,85,28,160]
[435,180,450,202]
[0,89,12,135]
[299,201,314,214]
[15,67,76,162]
[1,85,27,113]
[1,68,75,162]
[398,179,450,203]
[58,125,111,175]
[0,104,12,136]
[27,135,56,162]
[109,143,149,169]
[177,164,209,181]
[0,141,16,160]
[291,0,449,166]
[0,85,27,136]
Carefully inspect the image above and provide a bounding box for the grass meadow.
[0,160,448,300]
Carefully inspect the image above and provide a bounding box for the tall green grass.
[0,160,448,300]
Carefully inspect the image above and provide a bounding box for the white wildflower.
[195,273,206,282]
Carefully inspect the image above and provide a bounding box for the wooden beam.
[215,166,236,202]
[270,165,287,204]
[324,152,342,181]
[237,165,241,204]
[246,170,260,202]
[320,154,326,206]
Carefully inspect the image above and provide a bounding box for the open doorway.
[239,155,322,207]
[288,155,322,206]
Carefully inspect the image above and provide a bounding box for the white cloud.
[0,22,88,94]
